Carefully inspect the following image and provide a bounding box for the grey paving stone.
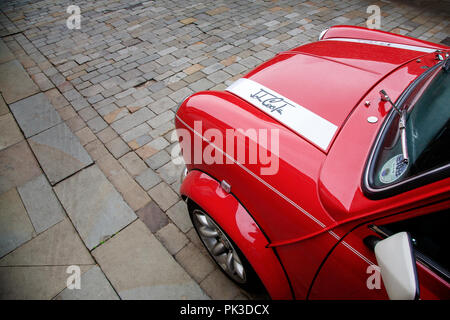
[0,60,39,104]
[0,39,14,64]
[175,242,215,283]
[119,152,148,177]
[0,141,42,195]
[92,220,208,300]
[136,201,169,233]
[156,161,184,185]
[9,93,62,138]
[28,122,93,185]
[148,182,179,211]
[145,150,171,170]
[111,107,155,134]
[189,78,214,91]
[149,97,177,114]
[200,268,241,300]
[0,218,93,266]
[207,70,231,84]
[202,63,224,75]
[0,94,8,116]
[32,72,54,91]
[97,126,118,144]
[0,265,92,300]
[223,63,247,76]
[168,87,193,103]
[55,265,119,300]
[71,98,90,111]
[78,106,97,122]
[156,223,189,255]
[0,113,23,151]
[54,165,136,250]
[166,200,193,233]
[17,175,65,234]
[105,136,130,159]
[0,188,34,258]
[136,168,161,191]
[87,116,108,134]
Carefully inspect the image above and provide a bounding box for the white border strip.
[226,78,338,151]
[176,114,374,265]
[324,37,436,53]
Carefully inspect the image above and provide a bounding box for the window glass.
[371,66,450,188]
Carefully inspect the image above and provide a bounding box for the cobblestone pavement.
[0,0,448,299]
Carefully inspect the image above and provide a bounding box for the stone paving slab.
[107,168,151,211]
[175,242,216,283]
[0,188,34,258]
[54,165,136,250]
[9,93,61,138]
[0,112,23,151]
[0,59,39,104]
[136,201,169,233]
[55,265,119,300]
[0,218,93,266]
[0,39,14,64]
[92,219,208,300]
[0,265,93,299]
[28,122,93,185]
[0,94,8,116]
[0,140,41,195]
[166,200,194,233]
[17,174,65,234]
[148,182,179,211]
[200,268,242,300]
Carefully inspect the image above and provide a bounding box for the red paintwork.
[175,26,450,299]
[323,25,449,51]
[180,170,293,299]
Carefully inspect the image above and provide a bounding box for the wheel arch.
[180,169,293,299]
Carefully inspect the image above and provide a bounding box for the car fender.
[180,170,293,299]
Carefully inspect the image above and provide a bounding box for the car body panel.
[175,25,450,299]
[180,170,293,299]
[176,92,335,243]
[322,25,449,51]
[244,41,429,149]
[310,200,450,299]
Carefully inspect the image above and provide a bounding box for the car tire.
[188,200,267,295]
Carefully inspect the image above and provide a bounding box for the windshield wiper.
[379,89,409,164]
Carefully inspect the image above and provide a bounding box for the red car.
[174,25,450,300]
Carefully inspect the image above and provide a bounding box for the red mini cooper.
[174,25,450,300]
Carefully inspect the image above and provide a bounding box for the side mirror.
[374,232,419,300]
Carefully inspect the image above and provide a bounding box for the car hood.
[226,40,430,152]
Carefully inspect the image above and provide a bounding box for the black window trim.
[362,60,450,200]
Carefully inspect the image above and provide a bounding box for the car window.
[379,209,450,281]
[371,66,450,188]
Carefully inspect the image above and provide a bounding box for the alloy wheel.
[192,209,247,284]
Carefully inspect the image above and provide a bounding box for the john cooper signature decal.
[226,78,338,151]
[250,88,295,115]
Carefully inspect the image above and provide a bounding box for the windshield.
[370,63,450,188]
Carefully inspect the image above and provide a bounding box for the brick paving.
[0,0,448,299]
